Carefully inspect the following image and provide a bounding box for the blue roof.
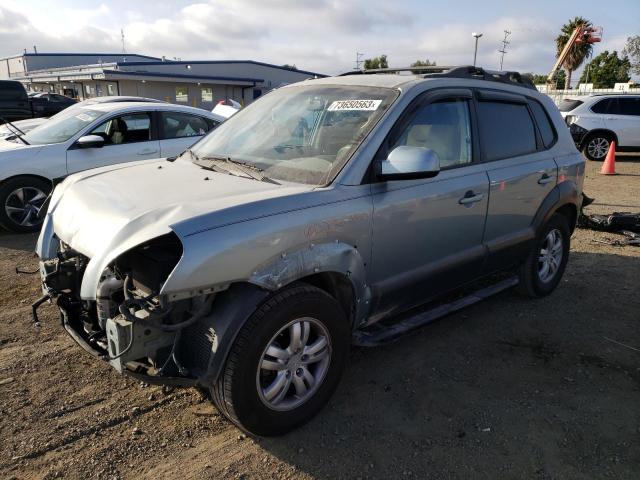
[102,69,263,84]
[23,52,162,61]
[116,59,325,77]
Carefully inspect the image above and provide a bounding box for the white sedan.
[0,102,222,232]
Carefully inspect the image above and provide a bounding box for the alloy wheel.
[4,186,47,228]
[587,137,609,159]
[256,317,332,411]
[538,228,563,283]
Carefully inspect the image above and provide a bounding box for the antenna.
[498,29,511,71]
[355,52,364,70]
[121,28,126,54]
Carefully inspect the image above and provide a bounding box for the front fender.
[248,241,371,324]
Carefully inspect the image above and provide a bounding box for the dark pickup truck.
[0,80,76,123]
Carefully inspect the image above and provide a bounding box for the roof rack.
[338,65,537,91]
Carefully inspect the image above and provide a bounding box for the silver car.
[35,66,585,436]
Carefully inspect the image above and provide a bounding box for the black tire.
[517,213,571,298]
[210,284,350,436]
[0,176,51,233]
[582,133,612,161]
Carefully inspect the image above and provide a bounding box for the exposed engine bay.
[38,233,217,385]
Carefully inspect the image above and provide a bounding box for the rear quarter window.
[477,101,537,161]
[0,82,27,101]
[590,98,612,114]
[529,101,557,149]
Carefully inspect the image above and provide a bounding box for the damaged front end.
[38,233,216,387]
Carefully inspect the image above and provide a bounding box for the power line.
[498,29,511,71]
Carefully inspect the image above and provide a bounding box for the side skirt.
[352,276,518,347]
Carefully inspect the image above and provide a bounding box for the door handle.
[458,191,484,205]
[137,149,158,155]
[537,173,555,185]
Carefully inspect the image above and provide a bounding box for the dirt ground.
[1,155,639,480]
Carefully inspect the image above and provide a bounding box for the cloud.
[0,1,630,78]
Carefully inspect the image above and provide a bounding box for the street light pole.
[472,32,483,66]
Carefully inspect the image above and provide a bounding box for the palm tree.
[555,17,594,89]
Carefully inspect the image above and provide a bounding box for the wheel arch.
[580,128,618,149]
[0,173,53,189]
[532,180,580,234]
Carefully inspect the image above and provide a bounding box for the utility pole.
[472,32,483,66]
[355,52,364,70]
[498,30,511,71]
[121,29,126,54]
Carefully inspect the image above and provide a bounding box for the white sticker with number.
[328,99,382,111]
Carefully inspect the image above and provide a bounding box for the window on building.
[201,87,213,102]
[477,101,537,161]
[90,113,152,145]
[175,86,188,103]
[391,99,472,168]
[160,112,216,139]
[84,84,92,95]
[107,84,116,95]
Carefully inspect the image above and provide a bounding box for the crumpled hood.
[49,158,312,259]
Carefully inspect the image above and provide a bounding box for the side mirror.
[76,134,104,149]
[378,145,440,180]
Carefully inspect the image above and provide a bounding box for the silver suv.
[560,94,640,160]
[35,66,585,436]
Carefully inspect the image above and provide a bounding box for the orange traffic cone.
[600,141,616,175]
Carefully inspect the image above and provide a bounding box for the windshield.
[189,85,398,185]
[22,108,105,145]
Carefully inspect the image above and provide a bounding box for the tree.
[410,59,436,74]
[364,55,388,70]
[622,35,640,76]
[523,71,565,89]
[555,17,594,89]
[282,64,297,71]
[578,50,631,88]
[523,73,549,85]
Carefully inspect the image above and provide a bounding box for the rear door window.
[477,101,537,161]
[618,97,640,116]
[0,82,26,101]
[160,112,213,139]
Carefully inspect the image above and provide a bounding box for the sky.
[0,0,638,80]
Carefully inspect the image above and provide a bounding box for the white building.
[0,52,323,108]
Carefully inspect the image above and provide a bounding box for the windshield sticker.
[328,99,382,112]
[75,113,93,122]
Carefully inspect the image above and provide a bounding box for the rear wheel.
[210,284,350,436]
[517,213,570,297]
[0,176,51,233]
[583,133,612,161]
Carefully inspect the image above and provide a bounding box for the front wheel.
[517,213,570,298]
[0,176,51,233]
[210,284,350,436]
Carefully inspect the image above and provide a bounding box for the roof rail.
[338,65,537,91]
